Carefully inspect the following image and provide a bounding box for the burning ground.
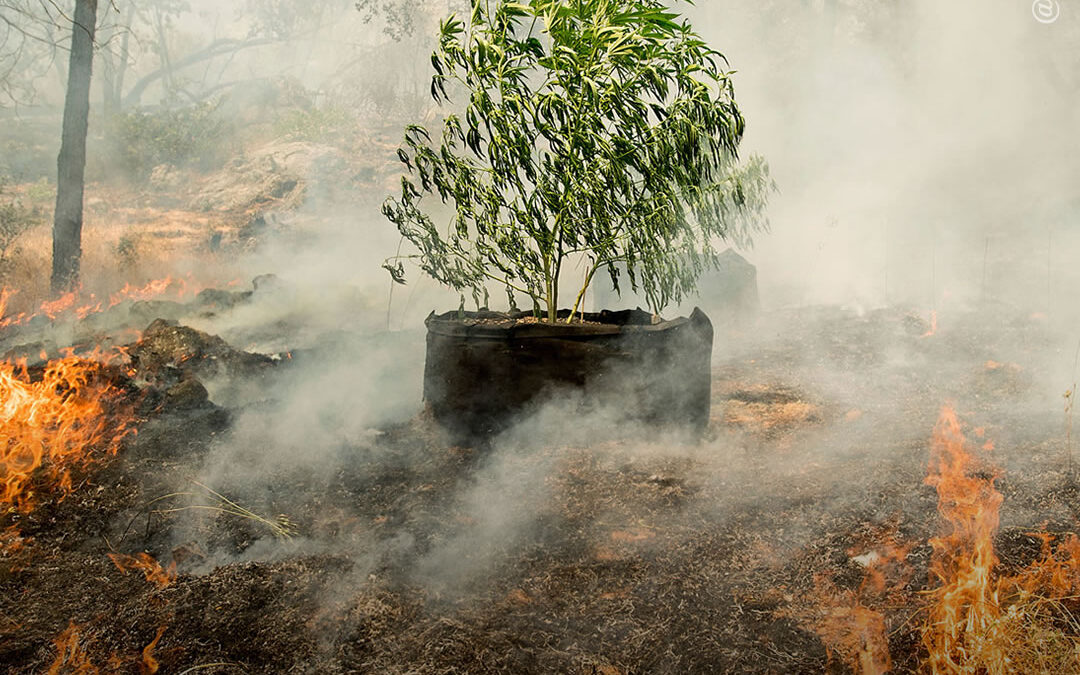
[3,283,1080,674]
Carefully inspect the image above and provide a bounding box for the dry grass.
[919,592,1080,674]
[0,182,247,316]
[724,398,820,432]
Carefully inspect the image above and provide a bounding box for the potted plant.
[383,0,772,439]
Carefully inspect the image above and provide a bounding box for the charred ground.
[3,291,1077,674]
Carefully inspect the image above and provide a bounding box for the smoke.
[1,7,1070,663]
[686,0,1080,315]
[141,0,1075,582]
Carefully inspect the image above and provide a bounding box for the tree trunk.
[52,0,98,294]
[101,49,118,121]
[153,7,175,95]
[101,3,134,143]
[114,2,135,110]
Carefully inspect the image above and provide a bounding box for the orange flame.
[39,292,76,320]
[0,354,133,511]
[921,311,938,338]
[107,276,195,307]
[0,524,29,556]
[920,405,1080,671]
[0,287,12,322]
[45,621,168,674]
[806,407,1080,672]
[139,626,167,675]
[921,405,1006,673]
[47,622,99,675]
[800,534,912,675]
[1008,531,1080,597]
[805,576,893,675]
[75,302,102,320]
[108,553,177,589]
[0,275,210,329]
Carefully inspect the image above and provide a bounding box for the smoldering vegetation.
[2,0,1080,673]
[9,278,1079,672]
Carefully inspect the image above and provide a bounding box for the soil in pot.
[423,307,713,441]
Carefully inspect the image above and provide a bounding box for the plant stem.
[387,237,404,330]
[551,215,565,322]
[543,251,555,322]
[567,263,599,323]
[551,267,559,322]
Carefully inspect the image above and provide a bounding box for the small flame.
[46,622,98,675]
[0,287,12,322]
[807,577,893,675]
[139,626,167,675]
[75,302,102,320]
[1009,531,1080,597]
[108,553,177,589]
[107,276,194,307]
[0,525,28,555]
[921,311,938,338]
[803,531,911,673]
[0,275,212,329]
[793,533,911,674]
[39,292,76,320]
[45,620,168,674]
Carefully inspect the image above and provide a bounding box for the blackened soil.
[3,304,1080,673]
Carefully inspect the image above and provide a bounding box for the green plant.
[382,0,773,322]
[24,177,55,204]
[273,104,354,143]
[114,235,139,269]
[0,178,41,274]
[113,100,230,179]
[356,0,421,40]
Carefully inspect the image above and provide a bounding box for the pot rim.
[425,307,704,339]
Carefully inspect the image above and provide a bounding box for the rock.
[191,140,348,213]
[252,274,282,293]
[902,312,932,336]
[129,300,188,326]
[195,288,253,311]
[1,340,57,365]
[149,163,184,190]
[165,378,211,410]
[589,248,759,320]
[696,248,759,318]
[129,319,274,385]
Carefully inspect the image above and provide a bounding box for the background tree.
[0,0,67,108]
[356,0,469,41]
[383,0,773,322]
[51,0,97,293]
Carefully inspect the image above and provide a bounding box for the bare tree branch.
[121,35,277,107]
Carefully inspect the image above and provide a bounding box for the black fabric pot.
[423,307,713,440]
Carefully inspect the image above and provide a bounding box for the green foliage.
[273,104,354,143]
[355,0,419,40]
[24,177,54,204]
[383,0,773,321]
[0,177,41,274]
[246,0,343,40]
[355,0,472,42]
[114,235,139,269]
[113,101,231,179]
